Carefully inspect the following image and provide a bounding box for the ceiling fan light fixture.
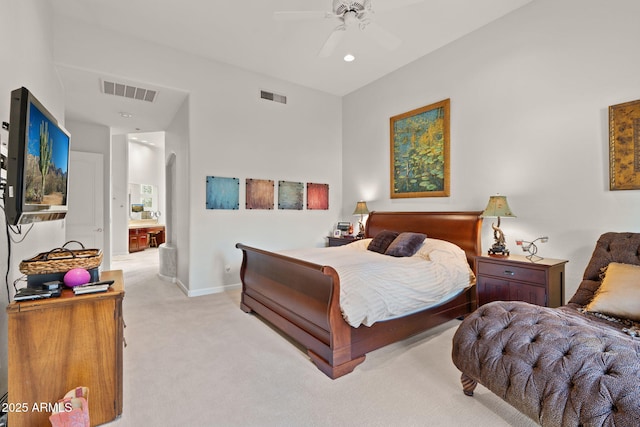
[343,10,359,26]
[344,53,356,62]
[277,0,402,58]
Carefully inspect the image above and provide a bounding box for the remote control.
[75,280,115,288]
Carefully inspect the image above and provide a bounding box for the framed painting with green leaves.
[390,99,450,198]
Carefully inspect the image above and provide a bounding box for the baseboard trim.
[158,273,176,283]
[176,281,242,297]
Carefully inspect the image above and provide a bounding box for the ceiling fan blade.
[274,10,334,21]
[362,22,401,51]
[375,0,425,12]
[318,27,346,58]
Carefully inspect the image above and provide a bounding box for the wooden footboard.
[238,242,477,378]
[236,243,365,378]
[236,211,482,379]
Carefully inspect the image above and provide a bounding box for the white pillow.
[340,238,372,251]
[412,238,466,260]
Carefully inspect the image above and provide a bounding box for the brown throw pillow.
[585,262,640,321]
[385,232,427,257]
[367,230,400,254]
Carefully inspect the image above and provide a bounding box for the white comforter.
[278,238,475,328]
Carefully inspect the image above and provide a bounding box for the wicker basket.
[19,240,103,275]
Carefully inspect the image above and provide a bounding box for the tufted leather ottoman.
[452,232,640,427]
[453,301,640,426]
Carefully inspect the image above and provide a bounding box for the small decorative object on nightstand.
[516,236,549,261]
[480,195,516,257]
[475,254,568,308]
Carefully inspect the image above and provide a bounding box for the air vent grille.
[260,90,287,104]
[102,79,157,103]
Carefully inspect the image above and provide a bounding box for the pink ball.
[63,268,91,287]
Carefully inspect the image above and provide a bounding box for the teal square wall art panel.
[278,181,304,210]
[206,176,239,210]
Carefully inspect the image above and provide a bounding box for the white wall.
[53,15,343,295]
[0,0,68,398]
[343,0,640,301]
[111,134,129,255]
[164,98,190,287]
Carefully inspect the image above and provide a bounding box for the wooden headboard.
[364,211,483,270]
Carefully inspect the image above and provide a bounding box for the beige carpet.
[108,249,537,427]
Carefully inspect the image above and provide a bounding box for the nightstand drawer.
[327,236,356,247]
[477,262,546,285]
[475,255,567,308]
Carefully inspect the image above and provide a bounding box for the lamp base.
[488,244,509,257]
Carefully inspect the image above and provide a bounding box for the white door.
[66,151,104,250]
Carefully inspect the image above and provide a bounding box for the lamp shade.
[481,196,516,218]
[352,201,369,216]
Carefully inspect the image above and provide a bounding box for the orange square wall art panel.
[246,179,274,209]
[306,183,329,210]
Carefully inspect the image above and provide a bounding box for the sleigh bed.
[236,211,483,379]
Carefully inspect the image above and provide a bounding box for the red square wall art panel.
[306,183,329,210]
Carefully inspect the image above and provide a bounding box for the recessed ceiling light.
[344,54,355,62]
[119,112,133,118]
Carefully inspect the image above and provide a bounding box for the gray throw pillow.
[385,232,427,257]
[367,230,400,254]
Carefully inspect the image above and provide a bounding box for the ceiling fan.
[274,0,423,58]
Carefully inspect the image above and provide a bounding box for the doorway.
[125,131,166,256]
[66,151,104,253]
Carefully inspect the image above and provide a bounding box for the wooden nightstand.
[327,236,357,247]
[475,254,568,308]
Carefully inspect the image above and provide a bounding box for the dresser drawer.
[477,261,546,285]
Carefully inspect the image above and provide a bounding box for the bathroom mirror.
[129,183,158,219]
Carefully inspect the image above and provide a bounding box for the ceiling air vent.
[260,90,287,104]
[102,79,157,103]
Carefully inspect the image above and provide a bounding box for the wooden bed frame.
[236,211,483,379]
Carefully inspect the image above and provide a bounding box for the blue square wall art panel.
[206,176,239,210]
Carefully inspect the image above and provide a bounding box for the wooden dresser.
[7,270,125,427]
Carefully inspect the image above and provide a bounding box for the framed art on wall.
[205,176,239,210]
[278,181,304,210]
[609,99,640,190]
[390,98,450,198]
[306,183,329,210]
[246,178,274,209]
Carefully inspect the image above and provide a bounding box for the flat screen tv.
[5,87,71,225]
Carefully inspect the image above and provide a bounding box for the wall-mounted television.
[4,87,71,225]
